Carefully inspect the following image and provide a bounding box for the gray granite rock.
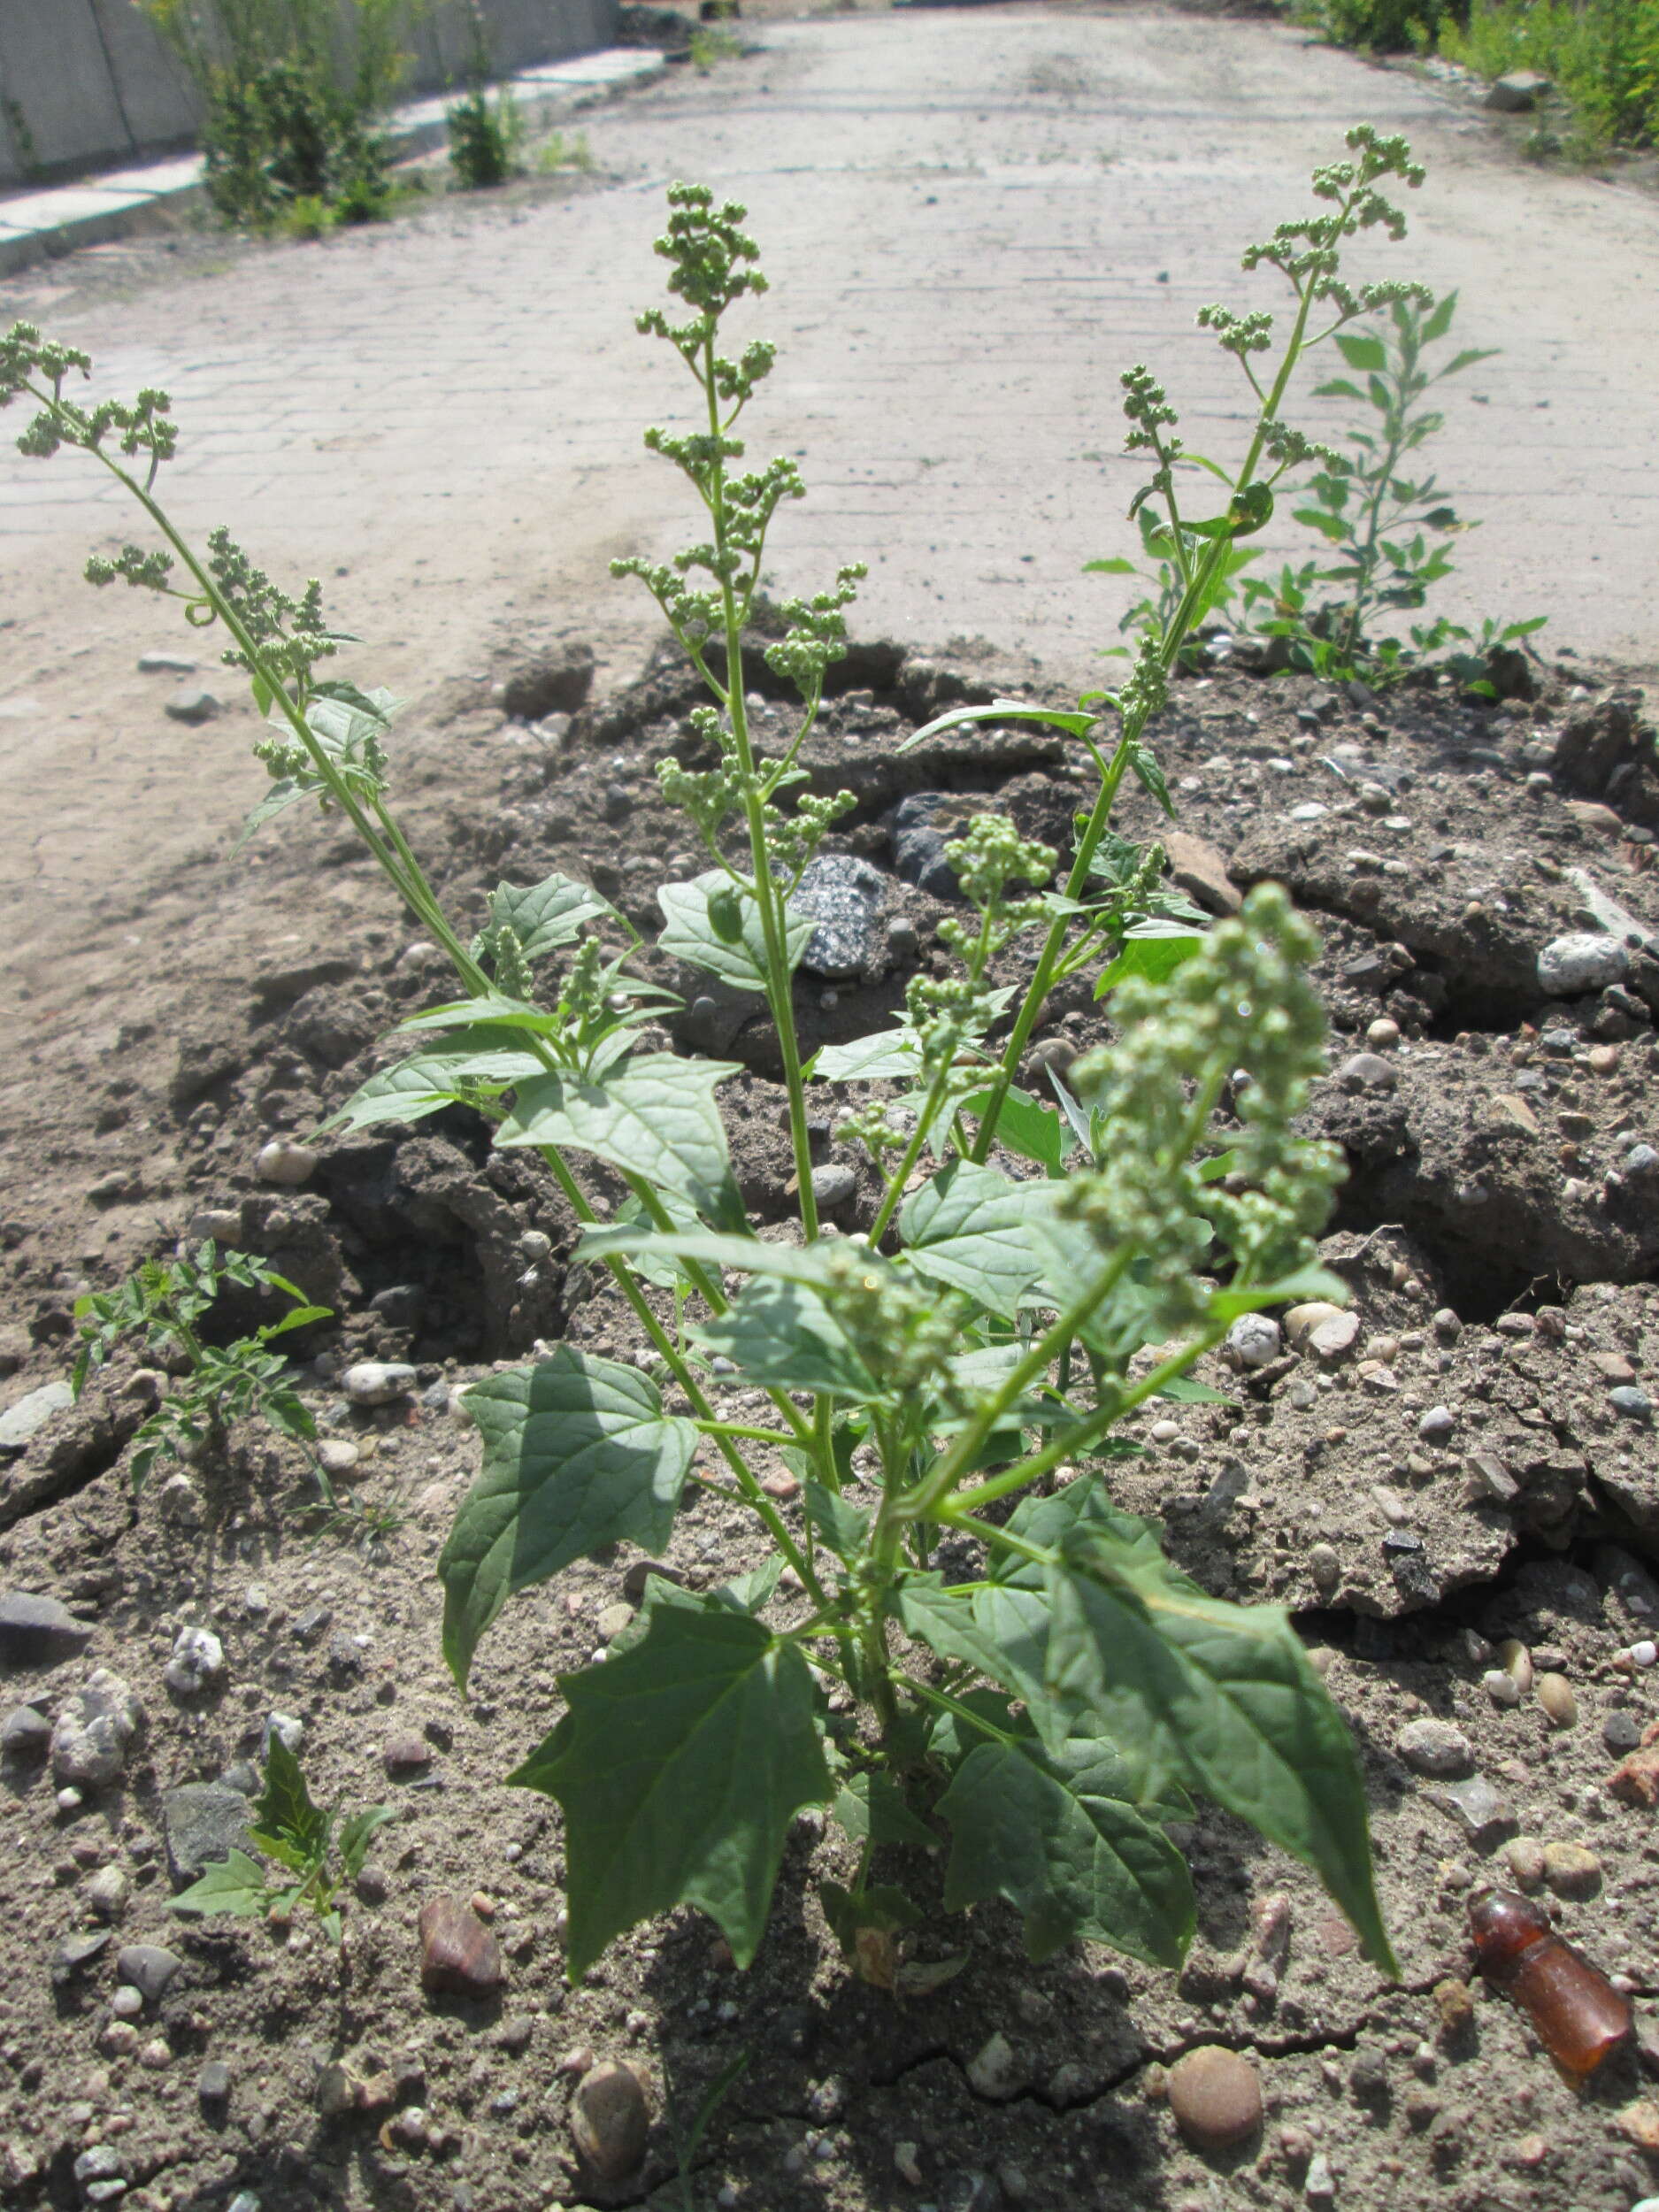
[162,1782,251,1885]
[790,854,888,979]
[0,1381,73,1453]
[50,1670,142,1791]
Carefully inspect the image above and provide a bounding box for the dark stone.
[789,853,888,979]
[419,1895,503,1998]
[2,1702,51,1758]
[0,1590,93,1667]
[161,1783,251,1885]
[50,1930,111,1985]
[198,2059,233,2109]
[498,643,595,721]
[117,1943,183,2002]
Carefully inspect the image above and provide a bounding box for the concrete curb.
[0,48,666,280]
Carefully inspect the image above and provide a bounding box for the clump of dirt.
[1,630,1657,2212]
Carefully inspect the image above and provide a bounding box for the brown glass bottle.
[1468,1887,1632,2080]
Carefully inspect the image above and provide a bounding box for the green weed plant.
[72,1240,329,1489]
[142,0,416,227]
[1441,0,1659,151]
[169,1732,395,1945]
[1,132,1433,1988]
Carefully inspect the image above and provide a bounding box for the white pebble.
[255,1139,318,1188]
[1632,1641,1657,1669]
[1227,1314,1282,1371]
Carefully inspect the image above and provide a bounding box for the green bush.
[141,0,415,227]
[1442,0,1659,148]
[1302,0,1466,53]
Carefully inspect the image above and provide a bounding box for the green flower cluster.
[1061,886,1342,1324]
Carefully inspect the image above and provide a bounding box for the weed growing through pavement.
[168,1731,395,1947]
[1094,178,1540,690]
[1239,291,1545,687]
[1,134,1433,1987]
[72,1240,330,1491]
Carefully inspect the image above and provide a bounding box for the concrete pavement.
[1,5,1655,1002]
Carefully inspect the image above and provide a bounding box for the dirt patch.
[1,620,1658,2211]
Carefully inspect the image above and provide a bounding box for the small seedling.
[169,1732,396,1947]
[1241,290,1545,682]
[72,1240,329,1489]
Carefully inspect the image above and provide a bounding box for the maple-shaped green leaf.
[476,872,616,963]
[442,1348,699,1686]
[244,1732,326,1871]
[657,872,810,993]
[510,1606,830,1975]
[1045,1527,1394,1971]
[166,1847,268,1921]
[936,1729,1194,1967]
[695,1279,881,1402]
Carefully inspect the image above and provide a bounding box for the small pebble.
[342,1362,417,1407]
[810,1163,858,1210]
[164,1624,226,1698]
[1536,1673,1578,1728]
[1537,933,1628,996]
[1339,1052,1399,1093]
[1482,1670,1521,1709]
[1610,1386,1654,1423]
[965,2031,1023,2101]
[419,1895,503,1998]
[1605,1711,1642,1755]
[1505,1836,1547,1889]
[84,1865,130,1923]
[1365,1018,1400,1051]
[198,2059,233,2108]
[1495,1638,1533,1694]
[595,1601,635,1643]
[1396,1717,1474,1778]
[569,2059,650,2181]
[1226,1314,1281,1371]
[1417,1406,1455,1444]
[1541,1840,1601,1898]
[1165,2044,1263,2153]
[1632,1641,1657,1669]
[383,1732,432,1775]
[255,1140,317,1188]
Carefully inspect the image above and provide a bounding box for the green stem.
[898,1671,1018,1747]
[899,1248,1135,1525]
[700,331,820,1247]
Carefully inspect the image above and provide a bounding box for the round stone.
[569,2059,649,2182]
[342,1362,417,1407]
[255,1140,318,1188]
[1482,1669,1521,1709]
[1603,1710,1642,1755]
[1309,1543,1340,1593]
[1165,2044,1263,2153]
[1535,1672,1578,1728]
[1610,1386,1654,1423]
[1504,1836,1547,1890]
[1396,1717,1474,1778]
[164,1624,226,1698]
[1536,933,1629,996]
[1417,1406,1455,1445]
[810,1163,858,1210]
[1226,1314,1281,1371]
[1365,1018,1401,1050]
[1541,1840,1601,1898]
[1339,1052,1399,1093]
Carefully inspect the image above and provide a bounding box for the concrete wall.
[0,0,618,186]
